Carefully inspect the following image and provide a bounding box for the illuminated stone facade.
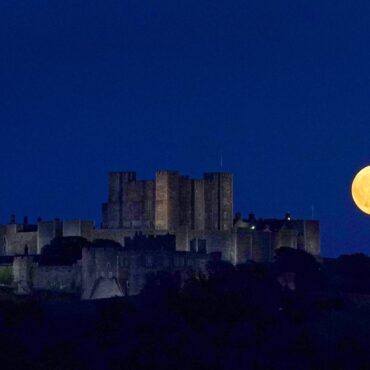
[102,171,234,232]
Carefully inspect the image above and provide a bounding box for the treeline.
[1,248,370,369]
[322,253,370,295]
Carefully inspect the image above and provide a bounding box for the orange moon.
[352,166,370,215]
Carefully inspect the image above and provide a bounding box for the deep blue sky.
[1,0,370,257]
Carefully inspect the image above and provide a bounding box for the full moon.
[352,166,370,215]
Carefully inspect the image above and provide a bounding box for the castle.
[0,170,320,299]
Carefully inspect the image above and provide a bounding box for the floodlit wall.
[4,225,37,255]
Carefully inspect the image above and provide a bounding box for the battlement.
[123,233,176,251]
[109,171,137,182]
[156,170,179,175]
[204,172,233,178]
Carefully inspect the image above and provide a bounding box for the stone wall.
[102,172,125,228]
[0,226,6,255]
[81,245,211,299]
[236,231,252,263]
[252,231,274,262]
[91,225,318,265]
[3,225,37,255]
[203,172,233,231]
[220,173,233,231]
[142,180,156,229]
[37,219,62,253]
[63,220,95,240]
[303,220,320,256]
[92,228,140,245]
[123,179,154,229]
[13,255,33,294]
[193,180,205,230]
[81,246,121,299]
[155,171,179,230]
[32,264,81,293]
[123,250,210,295]
[102,202,120,229]
[204,173,219,230]
[274,229,298,250]
[179,176,192,228]
[102,172,155,230]
[90,228,236,262]
[181,229,236,262]
[0,217,320,266]
[235,230,274,263]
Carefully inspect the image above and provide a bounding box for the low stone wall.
[81,246,211,299]
[33,264,81,293]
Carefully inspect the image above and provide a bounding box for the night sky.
[1,0,370,257]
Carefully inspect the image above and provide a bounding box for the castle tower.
[103,172,134,228]
[191,179,205,230]
[155,171,180,230]
[204,172,233,231]
[102,171,155,229]
[178,175,192,228]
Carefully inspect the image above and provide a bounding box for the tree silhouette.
[274,247,323,292]
[41,237,90,265]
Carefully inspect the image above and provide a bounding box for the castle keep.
[102,171,233,231]
[0,170,320,299]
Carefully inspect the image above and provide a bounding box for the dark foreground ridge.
[1,249,370,370]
